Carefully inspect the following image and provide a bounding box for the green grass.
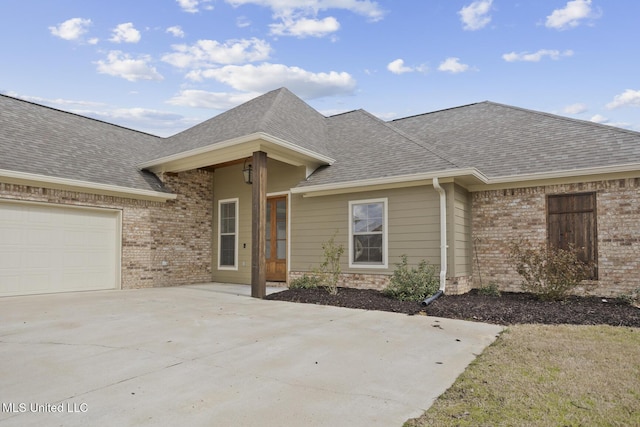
[405,324,640,427]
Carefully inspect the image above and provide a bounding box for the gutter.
[422,177,447,307]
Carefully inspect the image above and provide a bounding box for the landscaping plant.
[288,274,321,289]
[383,254,439,301]
[509,240,592,301]
[315,233,344,295]
[478,282,501,297]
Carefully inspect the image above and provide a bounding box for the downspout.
[422,177,447,306]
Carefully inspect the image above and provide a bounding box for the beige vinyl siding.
[450,184,472,277]
[291,186,441,275]
[212,159,305,284]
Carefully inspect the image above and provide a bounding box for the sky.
[1,0,639,137]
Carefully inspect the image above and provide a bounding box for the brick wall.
[472,178,640,297]
[289,271,392,290]
[0,169,213,289]
[289,271,471,294]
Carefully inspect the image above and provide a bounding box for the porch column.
[251,151,267,298]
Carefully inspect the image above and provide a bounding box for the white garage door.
[0,200,121,297]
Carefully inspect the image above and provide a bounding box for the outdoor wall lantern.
[242,158,253,184]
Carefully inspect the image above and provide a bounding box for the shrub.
[314,233,344,295]
[618,288,640,307]
[289,274,321,289]
[383,255,439,302]
[478,282,501,297]
[509,240,592,301]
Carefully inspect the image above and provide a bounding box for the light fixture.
[242,158,253,184]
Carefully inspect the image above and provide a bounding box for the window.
[218,199,238,270]
[349,198,388,268]
[547,193,597,279]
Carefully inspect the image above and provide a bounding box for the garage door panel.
[0,201,120,297]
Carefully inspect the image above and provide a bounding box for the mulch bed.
[266,287,640,327]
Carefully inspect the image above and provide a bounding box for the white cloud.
[162,38,272,68]
[438,57,470,73]
[109,23,141,44]
[236,16,252,28]
[270,16,340,38]
[563,103,588,114]
[177,0,213,13]
[95,51,164,82]
[1,91,106,108]
[167,90,259,109]
[502,49,574,62]
[386,59,427,75]
[387,59,412,74]
[226,0,385,21]
[167,26,185,38]
[588,114,631,129]
[49,17,92,41]
[606,89,640,109]
[459,0,493,31]
[545,0,597,30]
[186,63,356,99]
[590,114,608,123]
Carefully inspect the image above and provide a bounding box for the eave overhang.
[290,163,640,197]
[291,168,488,197]
[138,132,335,176]
[0,169,177,202]
[466,163,640,191]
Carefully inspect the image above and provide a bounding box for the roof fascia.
[291,163,640,197]
[467,163,640,191]
[0,169,177,202]
[138,132,335,174]
[291,169,487,197]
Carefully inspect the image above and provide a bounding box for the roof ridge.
[390,101,487,122]
[256,87,286,131]
[483,101,640,137]
[357,109,462,169]
[0,93,159,138]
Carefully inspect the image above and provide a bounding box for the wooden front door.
[266,196,287,281]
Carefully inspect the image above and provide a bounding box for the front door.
[266,196,287,281]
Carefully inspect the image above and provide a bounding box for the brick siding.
[472,178,640,297]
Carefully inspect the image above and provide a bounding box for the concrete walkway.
[0,284,503,426]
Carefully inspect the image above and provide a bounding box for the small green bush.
[509,240,592,301]
[289,274,321,289]
[383,255,439,302]
[617,288,640,306]
[478,282,501,297]
[314,233,344,295]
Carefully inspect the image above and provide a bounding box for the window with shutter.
[547,193,597,279]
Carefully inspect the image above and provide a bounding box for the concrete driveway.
[0,284,502,427]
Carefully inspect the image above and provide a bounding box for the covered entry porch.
[139,136,333,298]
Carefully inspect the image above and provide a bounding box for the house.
[1,87,639,298]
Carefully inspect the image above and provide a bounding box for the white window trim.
[218,198,239,271]
[348,198,388,269]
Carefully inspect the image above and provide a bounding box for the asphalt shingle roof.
[153,87,330,161]
[0,94,167,193]
[298,109,458,187]
[3,90,640,195]
[390,101,640,178]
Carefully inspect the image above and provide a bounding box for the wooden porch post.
[251,151,267,298]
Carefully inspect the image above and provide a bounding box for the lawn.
[405,324,640,427]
